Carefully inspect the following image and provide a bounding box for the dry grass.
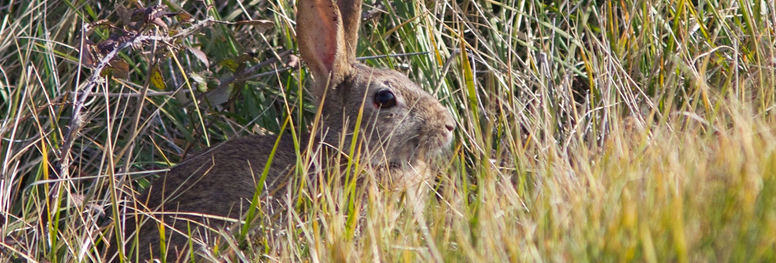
[2,0,776,262]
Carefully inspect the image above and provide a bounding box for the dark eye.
[373,89,397,108]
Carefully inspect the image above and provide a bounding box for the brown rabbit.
[109,0,455,261]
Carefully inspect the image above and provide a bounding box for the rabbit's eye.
[374,90,397,108]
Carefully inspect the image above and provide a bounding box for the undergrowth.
[1,0,775,262]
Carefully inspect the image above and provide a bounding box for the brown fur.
[109,0,455,261]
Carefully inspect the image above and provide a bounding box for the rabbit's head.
[297,0,455,166]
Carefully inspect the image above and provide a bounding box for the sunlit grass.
[1,0,775,262]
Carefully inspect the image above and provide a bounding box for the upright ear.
[297,0,352,96]
[336,0,362,62]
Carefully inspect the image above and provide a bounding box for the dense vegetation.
[1,0,775,262]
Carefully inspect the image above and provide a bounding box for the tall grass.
[1,0,775,262]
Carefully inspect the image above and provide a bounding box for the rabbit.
[108,0,456,261]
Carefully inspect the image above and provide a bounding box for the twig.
[357,51,429,60]
[59,33,173,179]
[59,17,218,181]
[87,90,191,97]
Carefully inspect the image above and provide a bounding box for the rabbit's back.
[119,133,303,260]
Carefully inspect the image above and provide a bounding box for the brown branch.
[58,17,218,179]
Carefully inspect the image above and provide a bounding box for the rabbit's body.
[119,134,301,261]
[110,0,455,261]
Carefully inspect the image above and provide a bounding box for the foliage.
[1,0,775,262]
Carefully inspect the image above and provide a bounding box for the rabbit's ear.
[297,0,351,95]
[336,0,362,62]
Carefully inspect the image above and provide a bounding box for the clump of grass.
[1,0,775,262]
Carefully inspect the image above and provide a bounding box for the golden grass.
[1,0,775,262]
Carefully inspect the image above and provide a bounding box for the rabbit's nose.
[445,123,455,132]
[443,111,456,132]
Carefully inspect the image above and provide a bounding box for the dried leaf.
[151,17,168,30]
[186,46,209,67]
[116,6,134,26]
[79,42,97,68]
[234,19,274,33]
[150,65,166,90]
[108,58,130,79]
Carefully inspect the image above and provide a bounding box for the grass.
[2,0,776,262]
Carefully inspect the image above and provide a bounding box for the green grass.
[2,0,776,262]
